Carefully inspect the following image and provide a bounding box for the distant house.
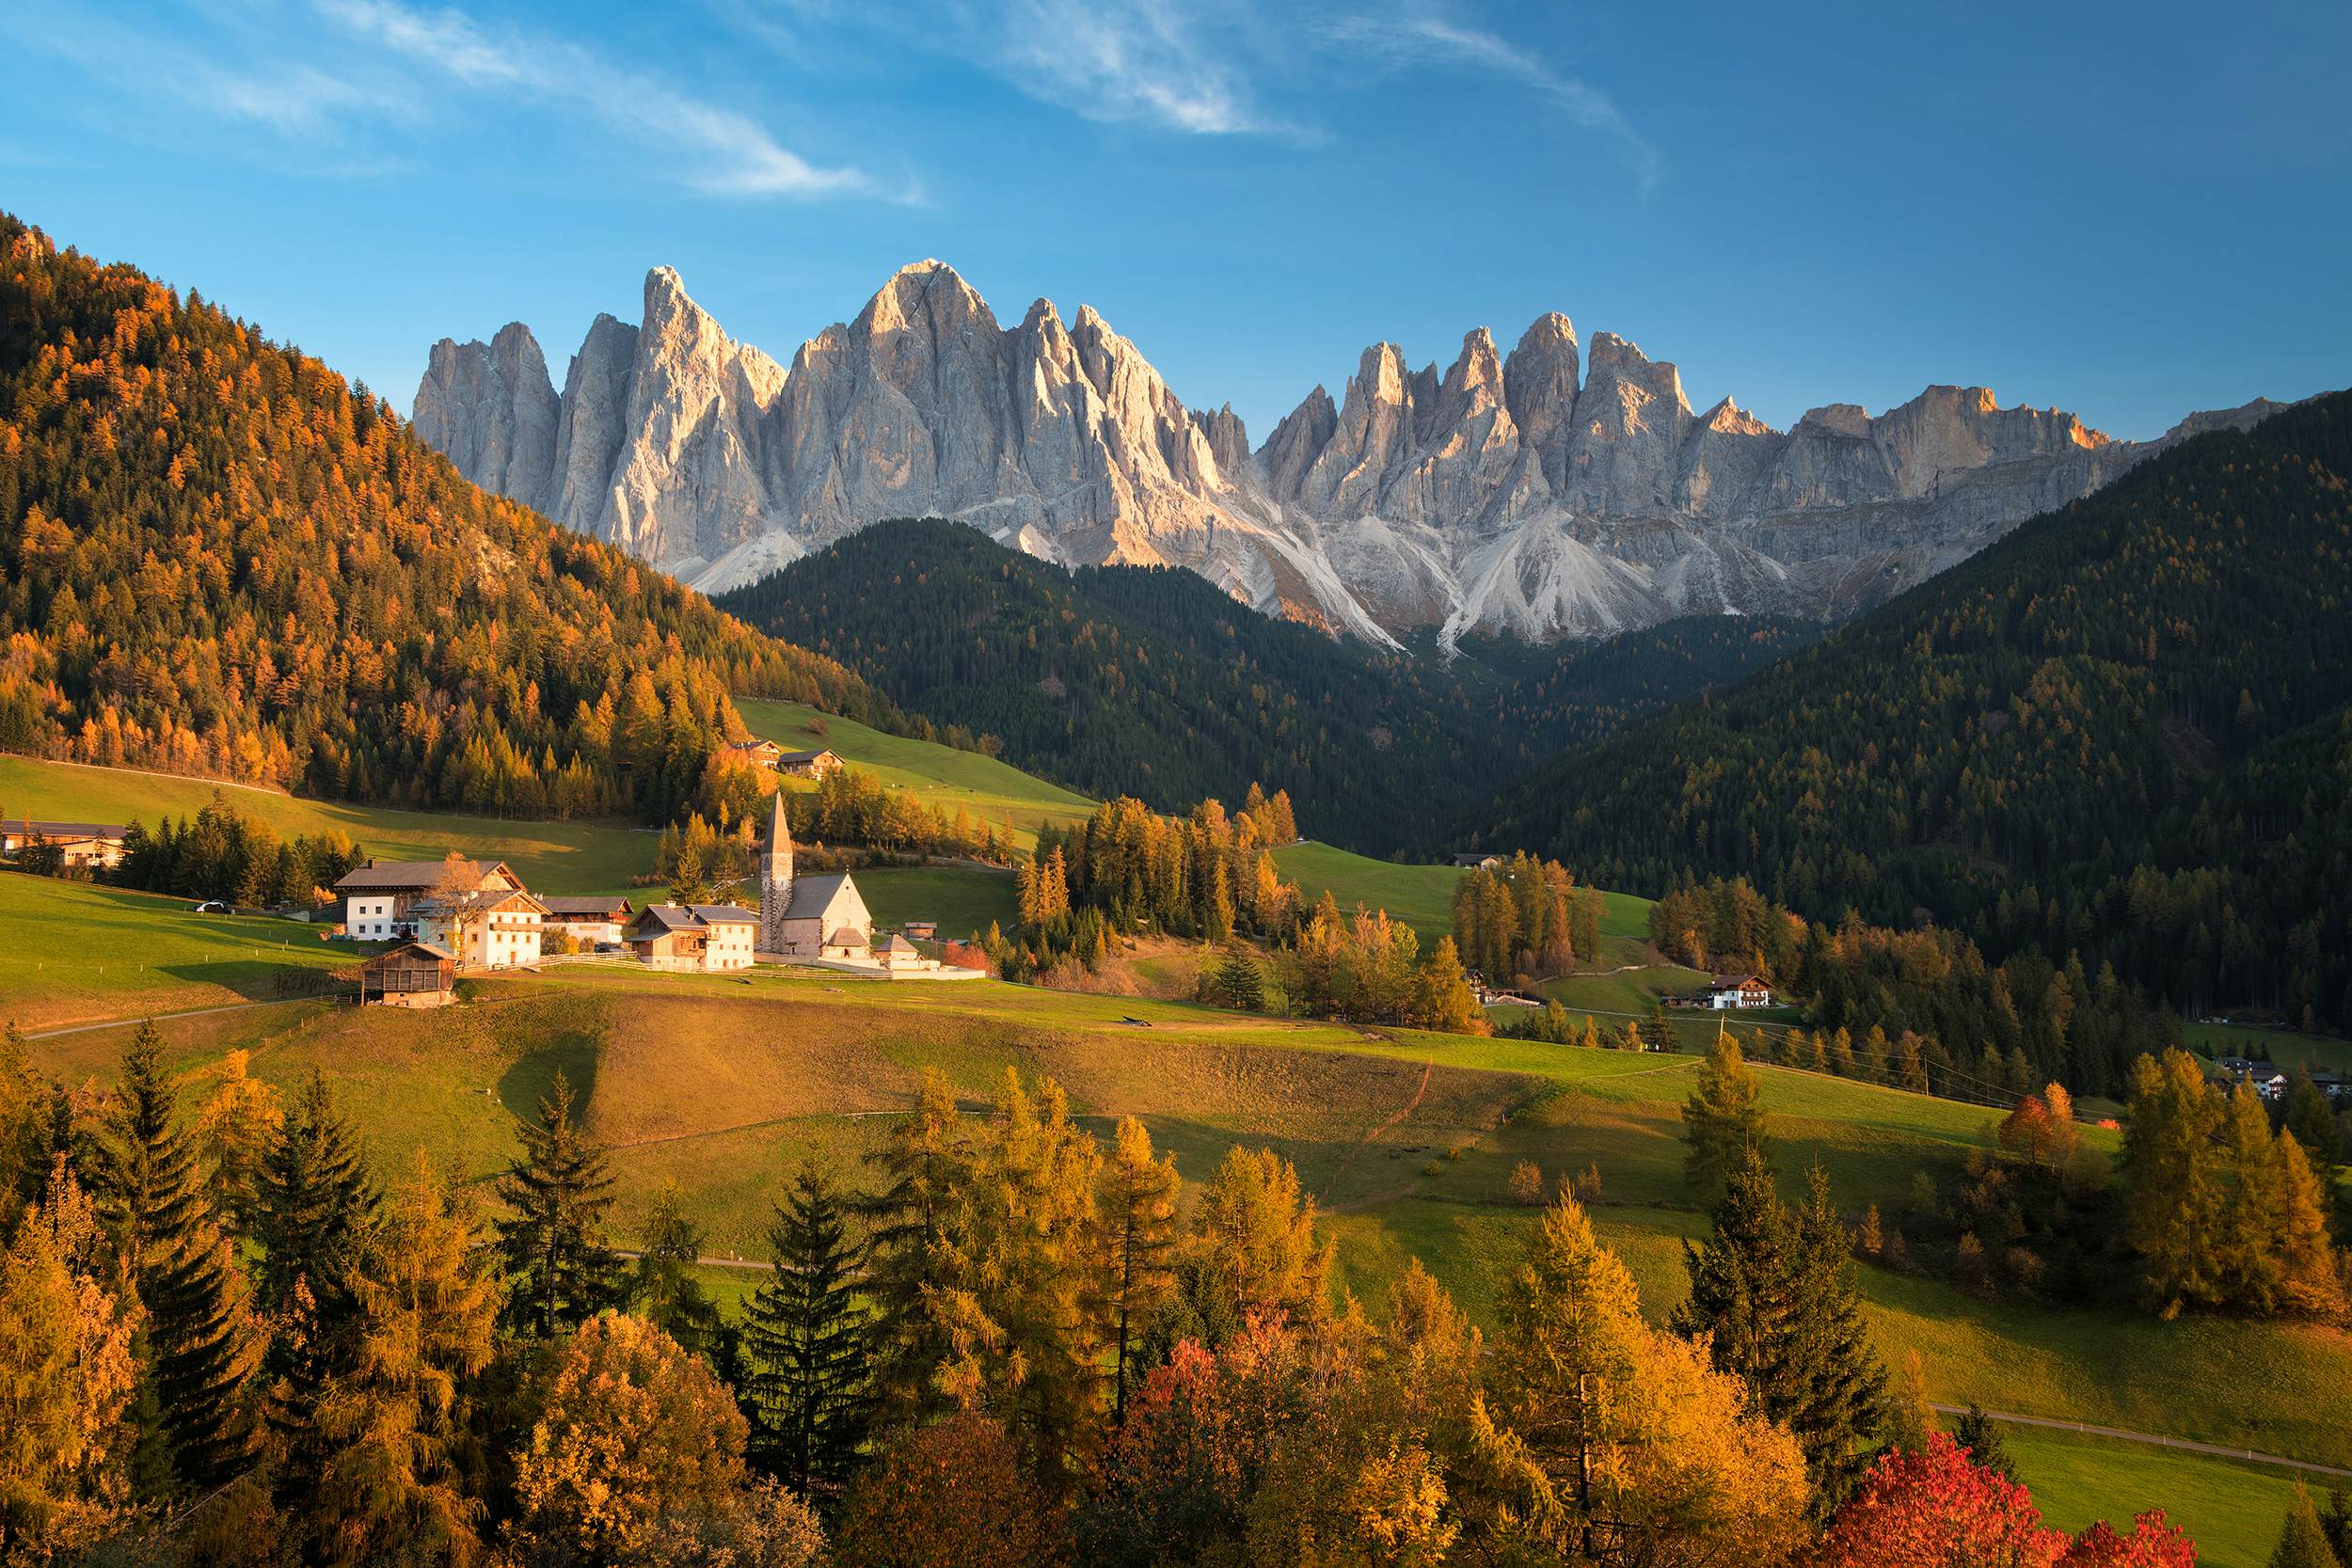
[333,858,527,941]
[724,740,841,780]
[775,748,843,780]
[901,919,939,941]
[1452,852,1503,870]
[2,820,128,870]
[626,903,759,972]
[1690,974,1773,1010]
[727,739,785,769]
[2216,1056,2291,1100]
[359,942,455,1007]
[408,886,549,973]
[541,895,634,949]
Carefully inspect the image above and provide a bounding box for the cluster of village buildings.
[340,792,977,1005]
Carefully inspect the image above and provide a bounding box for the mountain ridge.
[416,261,2285,646]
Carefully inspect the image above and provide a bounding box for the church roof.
[884,933,917,954]
[780,873,859,920]
[827,926,869,948]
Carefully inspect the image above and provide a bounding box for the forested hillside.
[718,519,1813,853]
[1464,392,2352,1028]
[0,214,884,824]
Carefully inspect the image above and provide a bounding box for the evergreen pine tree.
[2270,1485,2345,1568]
[1951,1403,2017,1481]
[96,1020,258,1489]
[1205,943,1266,1012]
[630,1180,730,1370]
[253,1069,377,1327]
[1681,1035,1768,1196]
[493,1071,623,1338]
[1787,1165,1890,1503]
[744,1160,874,1497]
[252,1069,379,1502]
[0,1019,50,1221]
[1674,1149,1887,1508]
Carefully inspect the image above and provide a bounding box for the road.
[1932,1403,2352,1479]
[26,997,316,1039]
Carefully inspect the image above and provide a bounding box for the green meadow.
[0,754,657,896]
[735,696,1099,851]
[16,896,2348,1568]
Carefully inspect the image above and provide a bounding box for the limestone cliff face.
[417,263,2282,646]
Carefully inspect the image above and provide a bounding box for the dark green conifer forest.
[1462,393,2352,1030]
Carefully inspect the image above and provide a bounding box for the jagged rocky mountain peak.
[417,261,2280,647]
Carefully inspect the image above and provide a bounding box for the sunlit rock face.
[417,266,2284,646]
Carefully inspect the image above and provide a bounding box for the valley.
[3,198,2349,1568]
[15,920,2348,1565]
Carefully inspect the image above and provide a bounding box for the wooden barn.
[360,942,455,1007]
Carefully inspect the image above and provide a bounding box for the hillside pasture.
[0,875,357,1030]
[0,755,657,895]
[736,696,1098,850]
[21,926,2351,1553]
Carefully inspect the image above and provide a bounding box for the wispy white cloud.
[4,0,902,201]
[315,0,898,198]
[983,0,1306,138]
[1327,9,1660,183]
[717,0,1650,179]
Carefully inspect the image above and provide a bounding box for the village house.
[333,858,527,941]
[756,793,872,958]
[1451,852,1503,870]
[2216,1056,2292,1100]
[408,885,549,973]
[540,895,634,950]
[724,740,842,780]
[727,738,784,769]
[776,747,844,780]
[625,903,759,972]
[358,942,455,1007]
[3,819,129,870]
[1681,973,1773,1010]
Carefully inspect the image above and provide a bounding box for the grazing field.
[21,918,2350,1556]
[1272,840,1657,950]
[2182,1019,2352,1074]
[0,875,356,1030]
[735,697,1098,850]
[0,755,657,895]
[2001,1427,2327,1568]
[854,864,1020,940]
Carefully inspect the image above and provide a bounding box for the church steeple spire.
[758,790,793,956]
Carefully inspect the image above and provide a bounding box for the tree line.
[1649,877,2184,1100]
[0,1019,2225,1567]
[93,793,366,909]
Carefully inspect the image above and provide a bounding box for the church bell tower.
[759,790,793,955]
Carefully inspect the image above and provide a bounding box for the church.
[757,790,873,959]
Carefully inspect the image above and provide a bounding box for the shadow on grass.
[495,1006,606,1124]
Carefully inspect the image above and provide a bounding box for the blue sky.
[2,0,2345,441]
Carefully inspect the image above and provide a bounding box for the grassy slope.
[21,895,2348,1559]
[0,755,655,895]
[0,876,356,1029]
[2182,1020,2352,1074]
[2002,1428,2320,1568]
[736,697,1098,852]
[1272,840,1655,948]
